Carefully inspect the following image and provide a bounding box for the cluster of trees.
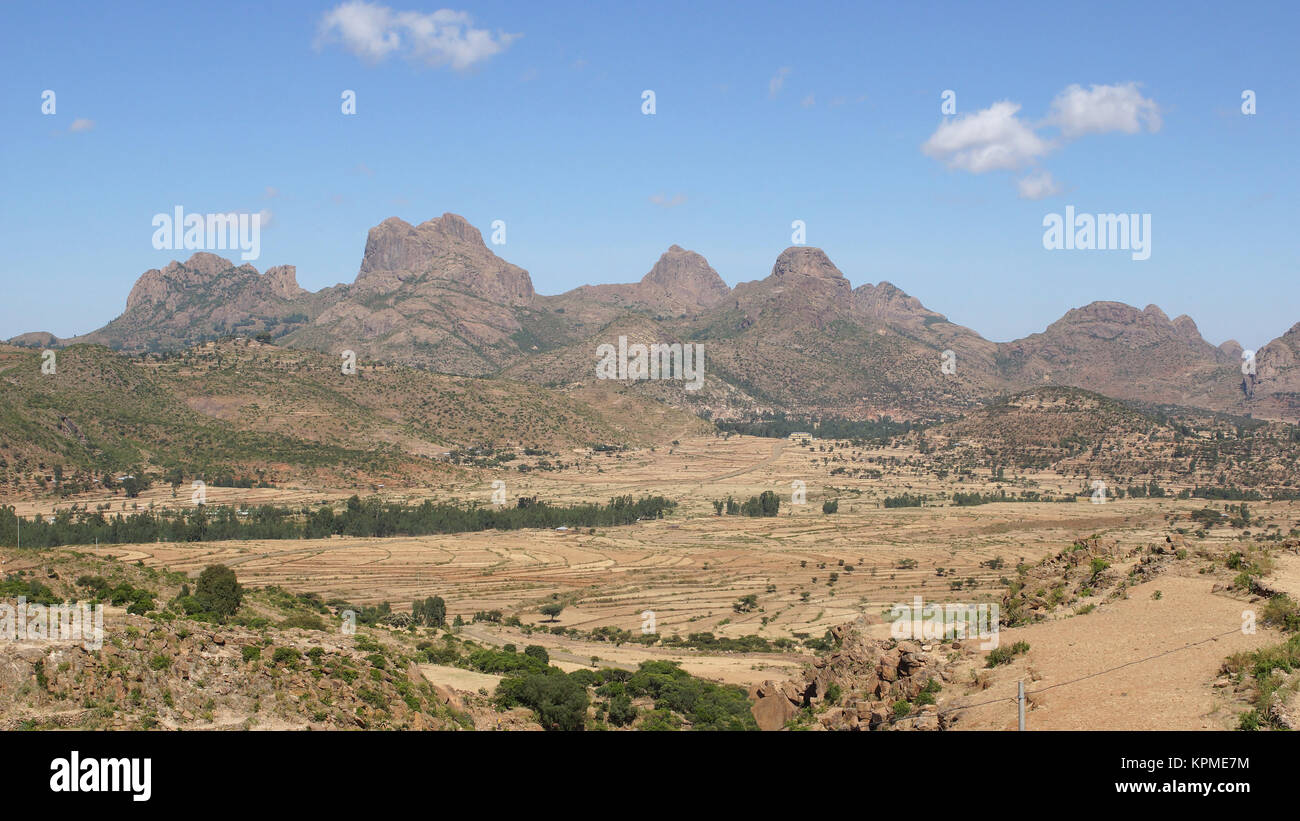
[0,574,60,606]
[76,575,156,615]
[659,632,792,653]
[496,670,590,731]
[0,494,675,549]
[1191,486,1266,501]
[494,659,757,731]
[712,492,780,517]
[412,596,446,628]
[949,490,1069,506]
[1124,481,1168,499]
[715,413,919,442]
[883,493,925,508]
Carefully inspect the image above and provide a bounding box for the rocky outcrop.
[355,214,534,306]
[550,245,729,318]
[750,622,963,731]
[994,300,1241,409]
[0,614,462,731]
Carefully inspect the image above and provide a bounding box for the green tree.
[607,693,636,726]
[496,672,589,731]
[195,564,243,621]
[413,596,446,627]
[524,645,549,665]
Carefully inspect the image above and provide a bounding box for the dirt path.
[707,440,785,481]
[947,574,1278,730]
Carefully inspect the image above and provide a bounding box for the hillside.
[917,386,1300,492]
[0,339,709,497]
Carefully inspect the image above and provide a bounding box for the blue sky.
[2,0,1296,347]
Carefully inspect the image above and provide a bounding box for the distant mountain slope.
[58,253,319,351]
[993,302,1243,410]
[10,212,1297,422]
[916,386,1300,492]
[282,213,537,375]
[0,339,709,496]
[543,244,729,322]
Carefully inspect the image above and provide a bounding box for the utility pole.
[1017,680,1026,731]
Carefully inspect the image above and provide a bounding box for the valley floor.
[5,433,1297,729]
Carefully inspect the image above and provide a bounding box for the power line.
[871,624,1245,728]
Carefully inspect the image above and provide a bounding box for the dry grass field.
[20,431,1297,724]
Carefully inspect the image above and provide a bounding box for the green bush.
[523,645,550,665]
[638,708,682,731]
[607,693,637,726]
[495,671,589,731]
[985,641,1030,668]
[280,613,327,631]
[195,564,243,621]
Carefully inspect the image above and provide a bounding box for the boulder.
[751,694,798,731]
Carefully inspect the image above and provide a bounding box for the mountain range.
[12,212,1300,423]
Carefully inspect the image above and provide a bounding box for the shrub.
[1262,595,1300,633]
[985,641,1030,668]
[495,672,589,731]
[523,645,550,665]
[607,693,637,726]
[195,564,243,621]
[280,613,327,631]
[638,708,682,731]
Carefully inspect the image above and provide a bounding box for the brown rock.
[751,694,798,731]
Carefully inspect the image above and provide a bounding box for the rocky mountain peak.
[1171,314,1201,341]
[125,253,246,312]
[265,265,306,301]
[640,246,729,308]
[356,213,533,306]
[770,246,846,281]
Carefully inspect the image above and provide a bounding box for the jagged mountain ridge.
[11,213,1297,422]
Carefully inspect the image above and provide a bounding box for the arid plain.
[10,431,1295,730]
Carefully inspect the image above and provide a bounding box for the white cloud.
[316,2,518,70]
[264,186,280,199]
[800,94,815,108]
[1046,82,1161,137]
[768,67,791,97]
[1016,170,1063,200]
[68,118,94,133]
[921,101,1052,173]
[649,193,688,208]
